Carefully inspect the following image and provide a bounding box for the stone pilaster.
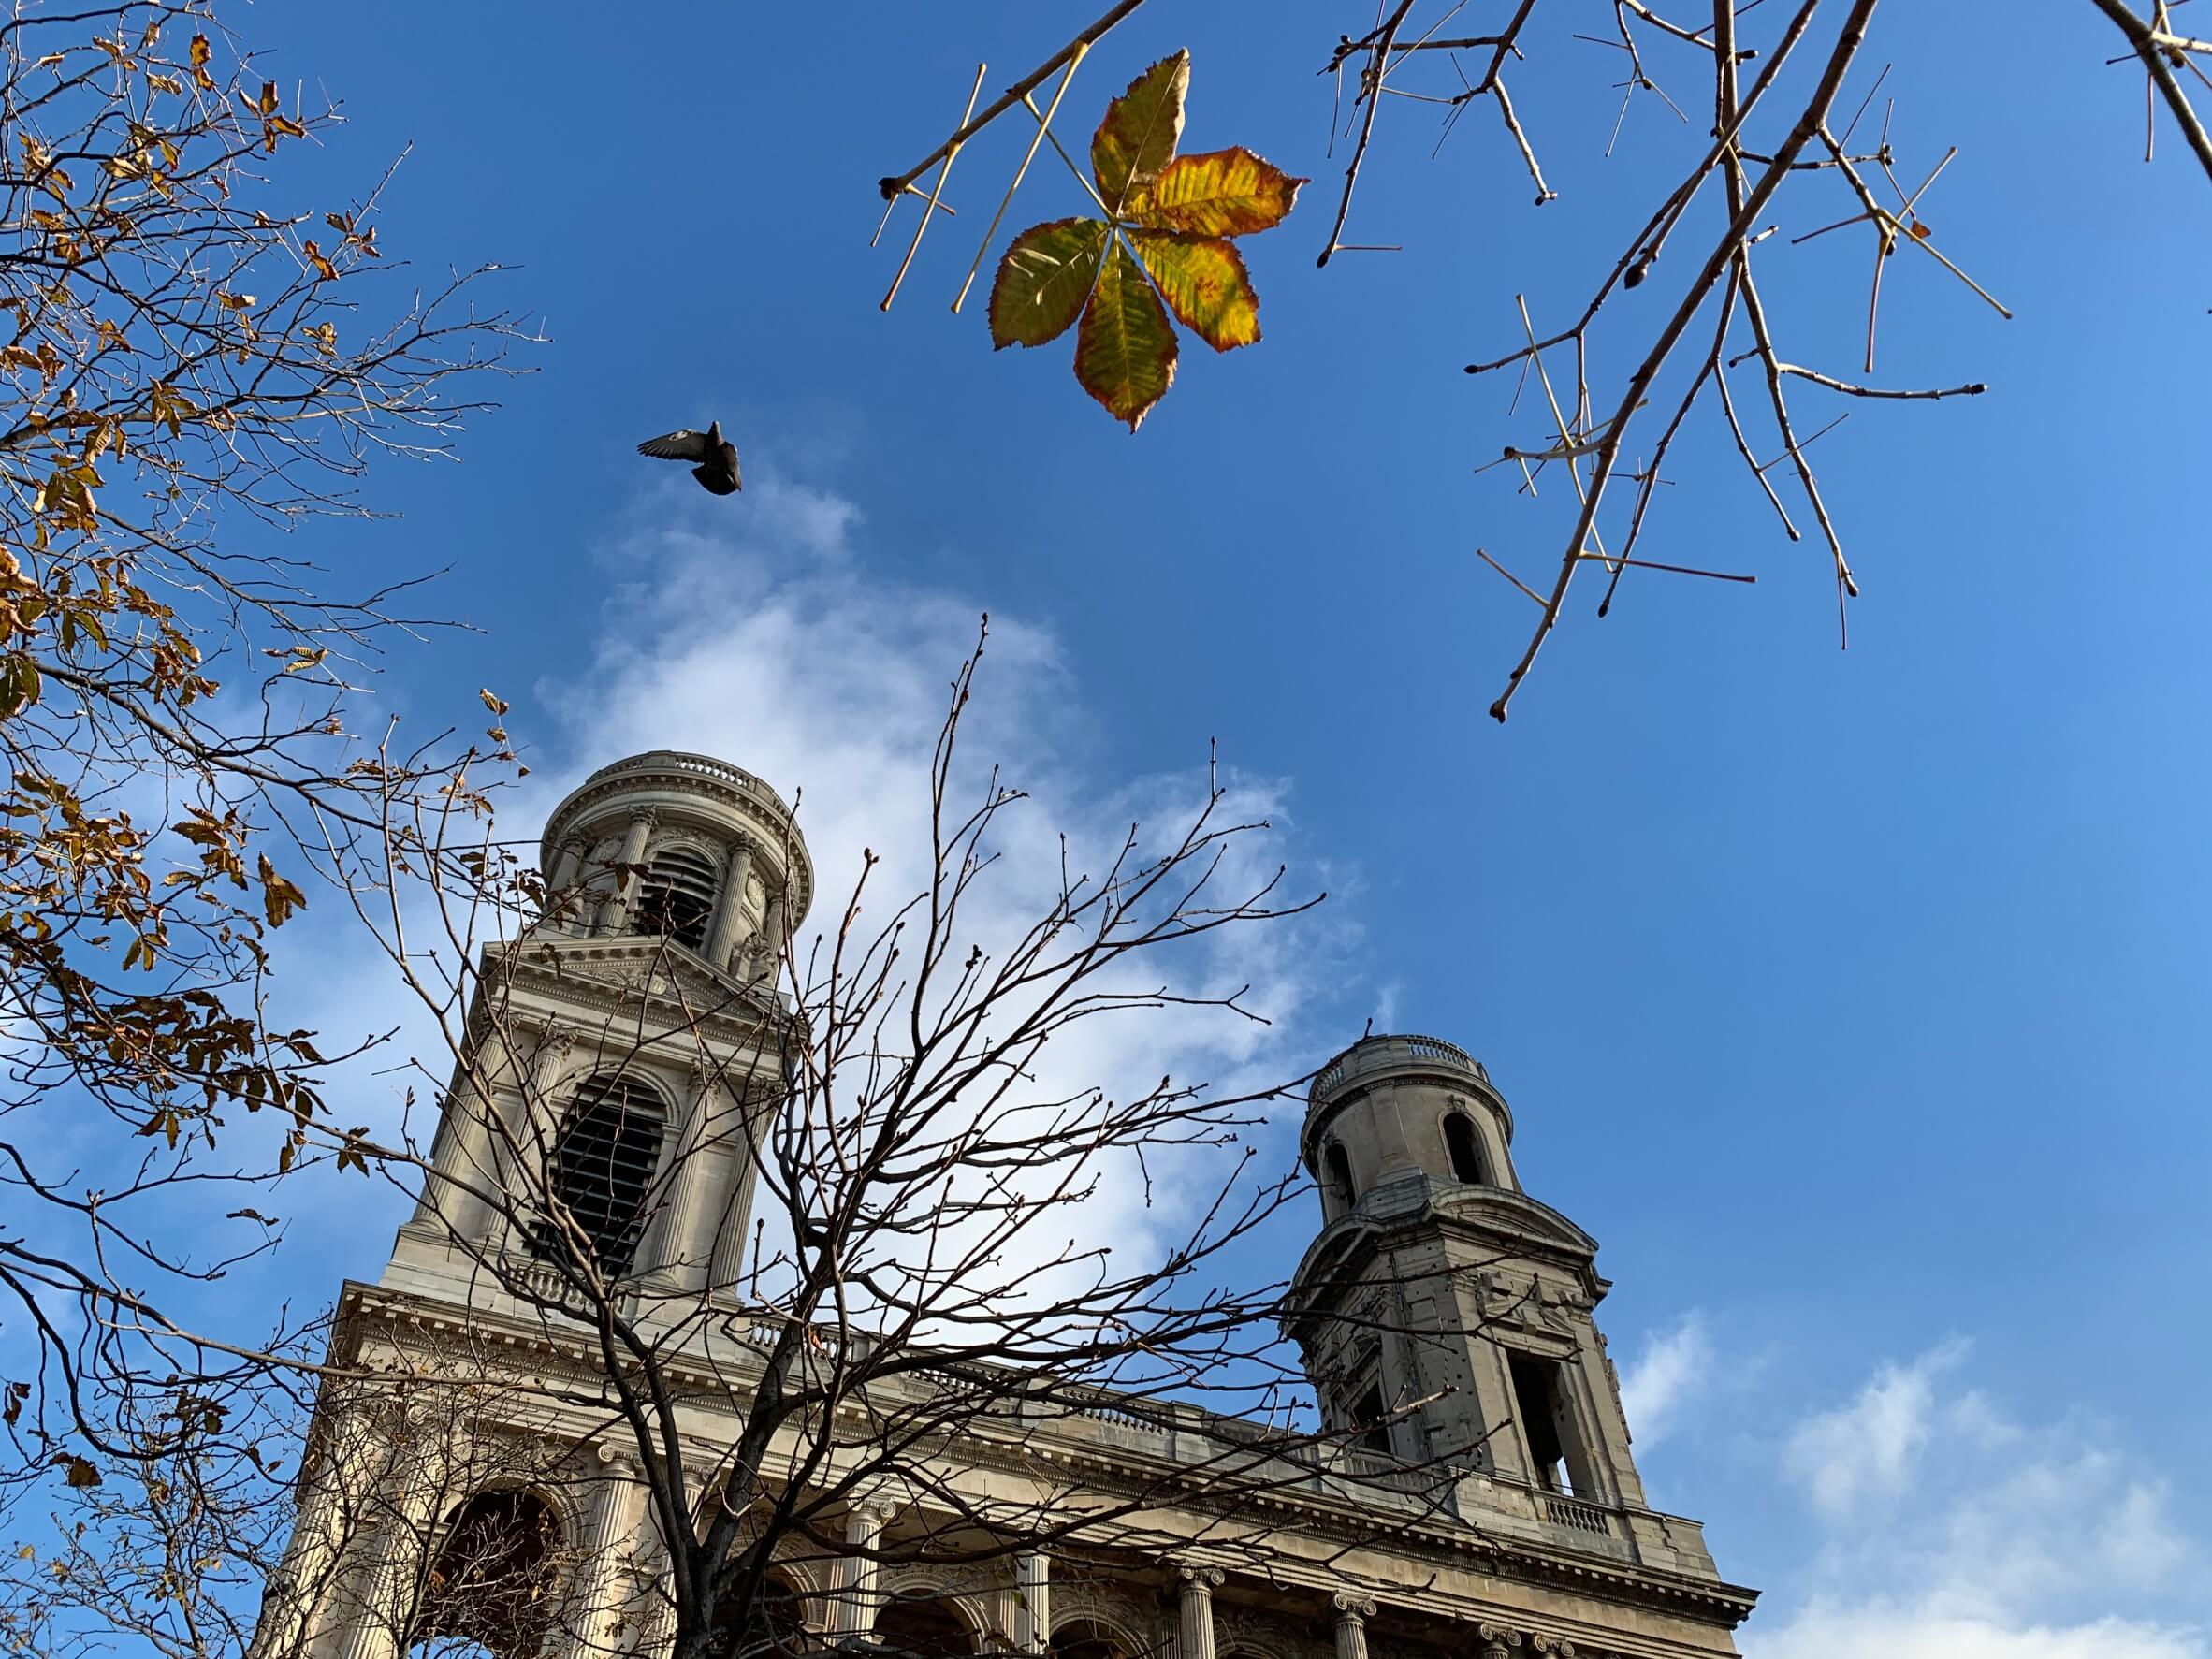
[704,842,754,971]
[748,889,785,986]
[597,811,656,936]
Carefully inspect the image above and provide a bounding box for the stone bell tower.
[1288,1032,1712,1574]
[259,750,822,1659]
[386,749,816,1309]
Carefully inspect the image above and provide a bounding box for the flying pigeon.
[636,421,742,496]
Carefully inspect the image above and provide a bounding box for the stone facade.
[255,750,1756,1659]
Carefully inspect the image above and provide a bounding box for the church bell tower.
[1288,1032,1715,1575]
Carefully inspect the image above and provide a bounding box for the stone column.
[826,1496,895,1637]
[406,1082,496,1243]
[703,842,754,972]
[565,1450,643,1659]
[1012,1550,1051,1654]
[489,1028,575,1259]
[706,1124,758,1303]
[645,1071,720,1290]
[548,837,589,931]
[327,1462,444,1659]
[1477,1623,1525,1659]
[596,812,656,937]
[1331,1593,1376,1659]
[1176,1565,1222,1659]
[247,1405,371,1659]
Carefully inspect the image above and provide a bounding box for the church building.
[251,750,1756,1659]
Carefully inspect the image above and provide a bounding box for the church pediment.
[488,934,786,1044]
[1432,1184,1599,1260]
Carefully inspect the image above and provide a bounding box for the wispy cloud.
[1618,1312,1712,1451]
[1750,1342,2205,1659]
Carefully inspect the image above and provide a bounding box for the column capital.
[1476,1623,1525,1658]
[1332,1592,1376,1620]
[1177,1564,1226,1590]
[845,1488,901,1528]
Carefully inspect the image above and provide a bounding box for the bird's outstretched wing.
[637,429,710,461]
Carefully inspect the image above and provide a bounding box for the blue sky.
[148,4,2212,1654]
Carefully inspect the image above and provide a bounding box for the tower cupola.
[539,749,813,980]
[1302,1032,1519,1222]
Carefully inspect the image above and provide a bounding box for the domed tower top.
[538,749,813,979]
[1302,1032,1521,1224]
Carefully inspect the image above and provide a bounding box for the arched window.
[633,843,720,951]
[531,1073,665,1275]
[876,1592,977,1656]
[1325,1142,1356,1214]
[1445,1112,1488,1185]
[411,1490,561,1659]
[1050,1619,1137,1659]
[710,1565,812,1659]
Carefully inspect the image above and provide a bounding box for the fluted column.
[247,1404,371,1659]
[1176,1565,1222,1659]
[644,1071,720,1290]
[1012,1550,1051,1654]
[406,1082,496,1242]
[327,1465,443,1659]
[703,843,754,972]
[1332,1593,1376,1659]
[564,1450,643,1659]
[706,1122,759,1303]
[596,812,655,936]
[548,837,589,931]
[826,1495,895,1637]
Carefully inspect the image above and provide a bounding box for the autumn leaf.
[1092,51,1187,208]
[1132,147,1302,238]
[56,1453,101,1489]
[256,852,306,926]
[985,51,1299,428]
[989,219,1108,349]
[1076,241,1178,431]
[1131,233,1259,351]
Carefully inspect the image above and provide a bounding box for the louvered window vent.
[531,1073,664,1275]
[633,844,719,951]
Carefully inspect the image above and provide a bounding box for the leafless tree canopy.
[875,0,2211,719]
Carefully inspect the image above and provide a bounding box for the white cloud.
[1749,1344,2205,1659]
[1617,1312,1711,1451]
[1752,1604,2204,1659]
[1782,1336,1969,1520]
[258,461,1358,1309]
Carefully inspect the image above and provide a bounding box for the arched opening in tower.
[1445,1112,1489,1185]
[531,1072,666,1276]
[1325,1143,1356,1213]
[410,1489,562,1659]
[634,845,720,951]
